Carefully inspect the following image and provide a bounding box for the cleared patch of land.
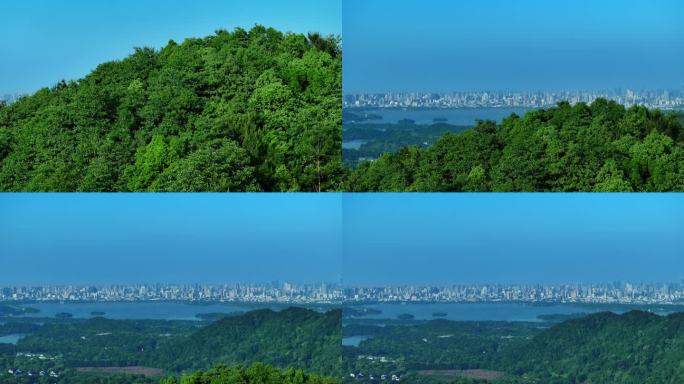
[417,369,505,381]
[75,366,164,377]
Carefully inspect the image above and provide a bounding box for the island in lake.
[195,312,244,321]
[0,304,39,317]
[343,307,382,318]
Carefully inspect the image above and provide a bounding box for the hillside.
[4,307,341,383]
[502,310,684,383]
[348,100,684,191]
[161,362,339,384]
[0,26,342,191]
[158,307,341,375]
[343,310,684,384]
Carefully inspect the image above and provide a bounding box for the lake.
[342,139,368,150]
[13,302,335,321]
[342,335,368,347]
[345,107,535,126]
[0,334,24,344]
[344,302,684,322]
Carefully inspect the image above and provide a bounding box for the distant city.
[0,93,24,104]
[7,89,684,110]
[344,282,684,305]
[4,282,684,306]
[343,89,684,110]
[0,282,342,304]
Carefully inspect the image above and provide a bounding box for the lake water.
[344,302,684,322]
[346,107,535,126]
[0,334,24,344]
[342,139,368,150]
[342,335,368,347]
[14,302,334,321]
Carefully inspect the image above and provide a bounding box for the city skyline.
[0,0,341,95]
[0,282,342,304]
[343,0,684,93]
[3,280,683,306]
[343,89,684,110]
[345,281,684,305]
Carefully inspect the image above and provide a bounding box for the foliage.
[342,319,538,381]
[343,311,684,384]
[343,122,469,167]
[162,362,339,384]
[0,304,39,317]
[348,100,684,191]
[4,308,340,379]
[0,26,342,191]
[502,311,684,383]
[157,307,341,375]
[15,317,196,368]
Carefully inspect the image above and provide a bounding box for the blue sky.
[343,194,684,286]
[0,194,342,285]
[3,193,683,287]
[343,0,684,93]
[0,0,341,95]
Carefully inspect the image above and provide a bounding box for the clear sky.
[343,0,684,93]
[0,194,342,285]
[343,194,684,286]
[0,0,341,95]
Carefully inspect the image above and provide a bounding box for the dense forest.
[159,307,341,374]
[161,363,338,384]
[0,363,338,384]
[0,308,341,383]
[0,26,342,191]
[344,310,684,383]
[348,100,684,191]
[3,307,684,383]
[343,121,469,167]
[503,311,684,383]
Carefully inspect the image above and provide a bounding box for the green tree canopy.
[0,26,341,191]
[348,100,684,192]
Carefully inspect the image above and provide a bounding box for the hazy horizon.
[343,0,684,93]
[0,281,341,288]
[343,194,684,286]
[0,194,342,286]
[3,193,683,287]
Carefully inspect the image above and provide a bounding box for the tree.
[350,99,684,192]
[151,139,259,192]
[0,25,342,192]
[594,160,633,192]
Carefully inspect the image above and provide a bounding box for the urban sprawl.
[344,282,684,305]
[343,89,684,110]
[0,283,341,304]
[2,282,684,305]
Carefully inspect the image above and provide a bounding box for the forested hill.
[0,26,342,191]
[4,307,341,383]
[159,307,341,375]
[345,310,684,384]
[348,100,684,191]
[161,363,339,384]
[501,310,684,383]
